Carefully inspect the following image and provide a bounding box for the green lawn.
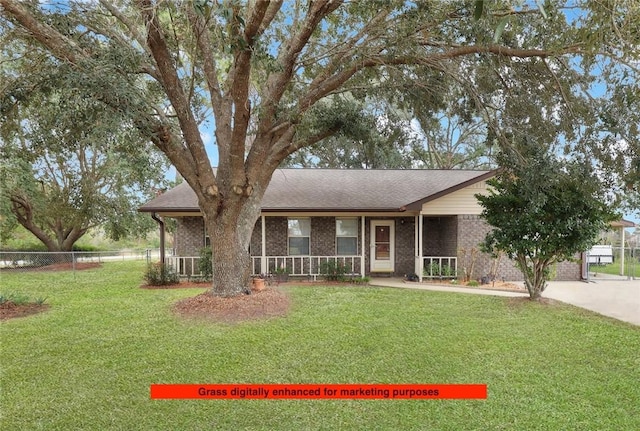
[1,262,639,430]
[590,259,640,278]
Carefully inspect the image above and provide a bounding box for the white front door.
[370,220,395,273]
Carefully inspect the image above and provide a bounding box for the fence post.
[585,251,590,282]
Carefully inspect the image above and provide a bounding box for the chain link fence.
[0,249,171,273]
[586,247,638,280]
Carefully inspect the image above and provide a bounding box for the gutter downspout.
[151,212,165,264]
[418,214,424,282]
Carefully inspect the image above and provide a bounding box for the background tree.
[477,144,616,300]
[284,96,415,169]
[1,1,637,296]
[0,62,169,252]
[410,110,492,170]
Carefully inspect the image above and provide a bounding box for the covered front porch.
[163,214,461,281]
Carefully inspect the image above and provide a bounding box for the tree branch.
[221,1,275,193]
[9,193,58,250]
[0,0,89,63]
[136,0,217,200]
[256,0,283,37]
[186,6,225,123]
[257,0,343,138]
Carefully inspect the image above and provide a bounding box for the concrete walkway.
[369,277,640,326]
[369,278,527,297]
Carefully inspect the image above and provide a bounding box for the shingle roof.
[139,168,495,213]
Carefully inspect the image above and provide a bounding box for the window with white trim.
[288,218,310,255]
[336,218,358,255]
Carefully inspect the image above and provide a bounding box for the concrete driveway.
[542,278,640,326]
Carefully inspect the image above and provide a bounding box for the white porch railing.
[252,255,362,277]
[422,256,458,278]
[166,256,203,278]
[165,255,363,278]
[166,255,456,279]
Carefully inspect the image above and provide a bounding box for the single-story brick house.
[139,168,583,281]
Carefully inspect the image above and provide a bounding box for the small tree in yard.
[476,146,616,300]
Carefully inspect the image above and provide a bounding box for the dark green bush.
[0,293,47,306]
[144,262,180,286]
[319,260,351,282]
[198,247,213,280]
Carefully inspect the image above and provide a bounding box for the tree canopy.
[1,0,637,295]
[284,96,416,169]
[0,58,169,251]
[477,144,617,299]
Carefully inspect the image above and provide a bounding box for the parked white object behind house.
[588,245,613,265]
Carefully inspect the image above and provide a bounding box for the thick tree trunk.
[517,254,548,301]
[202,192,263,297]
[206,217,252,296]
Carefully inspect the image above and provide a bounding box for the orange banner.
[150,384,487,400]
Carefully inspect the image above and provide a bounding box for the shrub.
[467,280,479,287]
[0,293,46,306]
[144,262,180,286]
[423,262,441,277]
[352,276,370,285]
[34,297,48,305]
[319,260,351,282]
[198,247,213,280]
[441,265,456,278]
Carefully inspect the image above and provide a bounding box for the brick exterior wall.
[311,217,336,256]
[264,217,287,255]
[175,217,205,256]
[395,217,416,277]
[423,216,458,256]
[256,216,363,274]
[249,219,262,256]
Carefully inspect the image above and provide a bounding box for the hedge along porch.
[139,169,583,282]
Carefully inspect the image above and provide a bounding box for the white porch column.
[414,215,419,277]
[418,214,424,282]
[361,216,366,276]
[620,226,626,276]
[261,215,267,274]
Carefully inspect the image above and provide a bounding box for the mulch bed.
[417,279,527,292]
[172,287,290,324]
[0,302,50,321]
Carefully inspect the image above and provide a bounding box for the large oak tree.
[1,0,637,296]
[0,60,169,251]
